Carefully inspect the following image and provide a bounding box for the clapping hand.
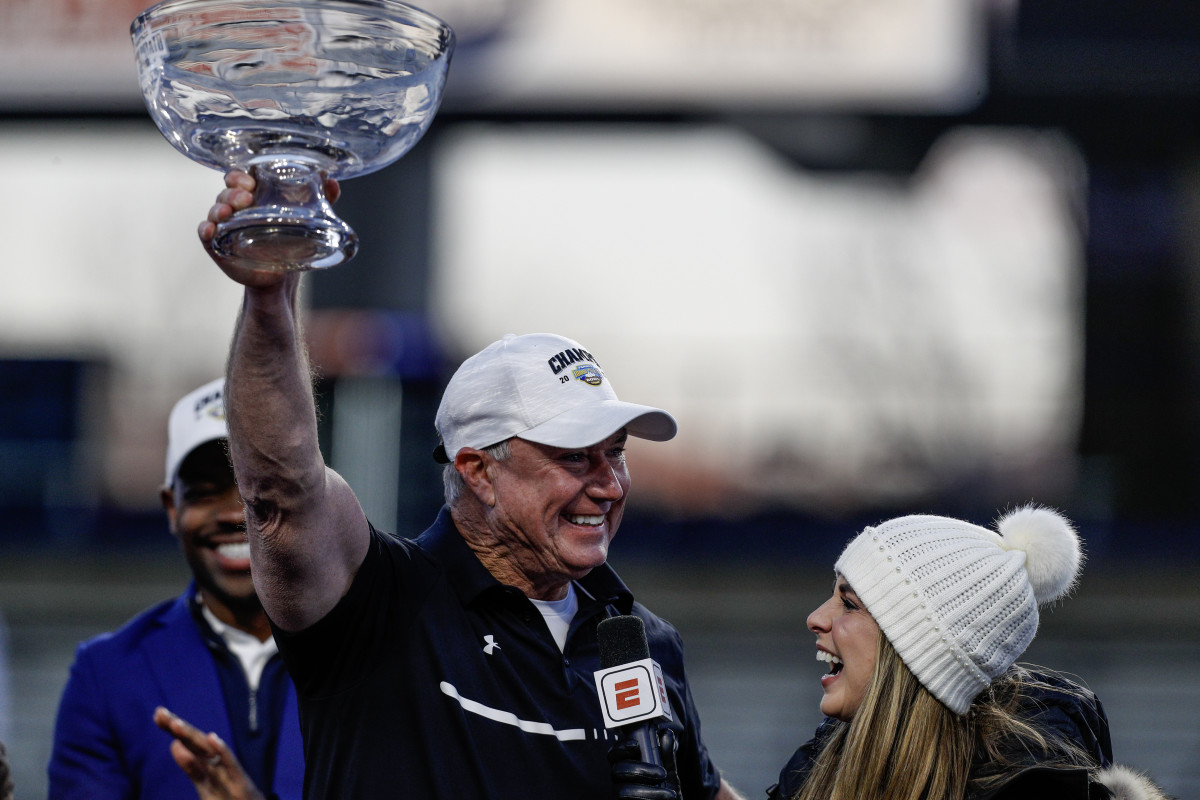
[153,706,267,800]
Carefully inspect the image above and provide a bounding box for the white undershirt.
[529,583,579,652]
[201,604,278,691]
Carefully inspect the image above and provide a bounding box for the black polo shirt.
[275,507,721,800]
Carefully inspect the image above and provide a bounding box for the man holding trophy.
[184,171,747,800]
[132,0,744,795]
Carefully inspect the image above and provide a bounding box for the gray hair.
[442,439,512,505]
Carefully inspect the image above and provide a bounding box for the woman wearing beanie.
[768,505,1171,800]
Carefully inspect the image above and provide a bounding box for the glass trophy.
[131,0,455,271]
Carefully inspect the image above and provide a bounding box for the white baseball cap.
[164,377,229,486]
[434,333,677,464]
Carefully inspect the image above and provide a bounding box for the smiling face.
[476,431,630,599]
[807,575,881,721]
[161,439,257,618]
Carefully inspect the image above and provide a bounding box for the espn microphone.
[595,614,673,767]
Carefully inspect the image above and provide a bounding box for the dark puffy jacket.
[766,670,1114,800]
[975,764,1171,800]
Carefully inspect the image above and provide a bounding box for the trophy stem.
[211,158,358,272]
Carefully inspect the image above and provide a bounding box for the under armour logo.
[483,635,501,655]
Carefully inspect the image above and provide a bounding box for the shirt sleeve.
[272,526,435,700]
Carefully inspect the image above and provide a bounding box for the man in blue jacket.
[47,378,304,800]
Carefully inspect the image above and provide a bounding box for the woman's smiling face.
[806,575,880,721]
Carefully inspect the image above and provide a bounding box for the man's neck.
[450,505,575,602]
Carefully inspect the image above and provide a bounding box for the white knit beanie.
[834,505,1083,715]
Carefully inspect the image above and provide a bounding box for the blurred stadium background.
[1,0,1198,797]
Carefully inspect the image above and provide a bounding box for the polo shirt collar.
[417,505,635,614]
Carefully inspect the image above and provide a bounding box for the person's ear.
[160,485,181,538]
[455,449,496,506]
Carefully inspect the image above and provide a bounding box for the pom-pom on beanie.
[834,505,1083,715]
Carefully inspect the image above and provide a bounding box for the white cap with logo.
[164,377,229,486]
[434,333,677,464]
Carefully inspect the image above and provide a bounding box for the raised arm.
[201,171,369,632]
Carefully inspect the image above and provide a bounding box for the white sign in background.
[431,123,1086,514]
[0,0,983,113]
[0,123,243,507]
[0,121,1084,516]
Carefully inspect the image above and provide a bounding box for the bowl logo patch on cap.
[193,389,226,422]
[572,364,603,387]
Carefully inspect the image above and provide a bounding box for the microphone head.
[598,614,650,669]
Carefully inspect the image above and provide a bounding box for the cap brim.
[165,431,228,486]
[518,401,677,449]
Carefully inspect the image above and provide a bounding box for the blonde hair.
[791,635,1093,800]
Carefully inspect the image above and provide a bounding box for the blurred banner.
[0,0,984,113]
[0,122,242,509]
[0,120,1085,518]
[0,0,152,110]
[431,123,1087,515]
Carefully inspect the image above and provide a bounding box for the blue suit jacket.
[47,585,304,800]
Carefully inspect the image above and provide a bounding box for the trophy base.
[213,219,359,272]
[211,157,359,272]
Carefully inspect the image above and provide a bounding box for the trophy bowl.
[132,0,455,271]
